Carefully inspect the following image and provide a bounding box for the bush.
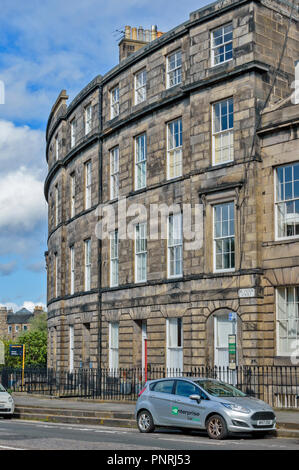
[0,330,47,368]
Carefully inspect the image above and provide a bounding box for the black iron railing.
[1,365,298,409]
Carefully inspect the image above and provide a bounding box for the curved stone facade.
[45,0,299,371]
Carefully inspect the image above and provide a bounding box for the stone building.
[0,306,45,340]
[45,0,299,372]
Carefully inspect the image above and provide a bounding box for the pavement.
[9,392,299,438]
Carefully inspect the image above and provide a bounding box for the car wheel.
[3,415,12,420]
[137,410,155,433]
[206,414,228,440]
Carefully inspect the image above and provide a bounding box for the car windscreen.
[0,384,6,392]
[193,380,246,397]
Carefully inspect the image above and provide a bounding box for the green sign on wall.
[228,334,237,370]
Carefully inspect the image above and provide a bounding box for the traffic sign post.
[9,344,26,388]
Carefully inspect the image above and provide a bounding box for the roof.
[7,308,33,325]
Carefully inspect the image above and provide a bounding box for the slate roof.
[7,308,33,325]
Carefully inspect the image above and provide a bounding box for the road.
[0,419,298,451]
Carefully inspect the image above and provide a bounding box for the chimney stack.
[119,25,164,62]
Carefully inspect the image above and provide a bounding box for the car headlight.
[221,403,250,414]
[8,397,13,403]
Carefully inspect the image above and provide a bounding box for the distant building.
[0,306,45,340]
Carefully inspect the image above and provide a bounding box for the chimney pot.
[125,25,131,39]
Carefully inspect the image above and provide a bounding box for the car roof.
[148,377,218,383]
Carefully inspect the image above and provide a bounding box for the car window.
[0,384,6,392]
[175,380,199,398]
[151,380,175,394]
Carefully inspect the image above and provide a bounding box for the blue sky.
[0,0,210,312]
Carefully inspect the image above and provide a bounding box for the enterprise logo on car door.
[171,406,200,421]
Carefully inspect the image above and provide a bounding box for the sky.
[0,0,211,313]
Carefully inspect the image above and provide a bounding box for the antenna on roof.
[113,29,125,41]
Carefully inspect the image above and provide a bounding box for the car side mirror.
[189,394,201,403]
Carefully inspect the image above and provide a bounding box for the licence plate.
[257,420,272,426]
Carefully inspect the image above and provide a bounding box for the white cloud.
[0,301,47,313]
[0,120,47,257]
[0,120,45,174]
[0,261,17,276]
[0,166,47,231]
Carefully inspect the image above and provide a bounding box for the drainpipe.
[97,83,103,371]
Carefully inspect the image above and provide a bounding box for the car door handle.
[175,399,183,403]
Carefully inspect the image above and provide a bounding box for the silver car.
[135,377,276,439]
[0,384,15,418]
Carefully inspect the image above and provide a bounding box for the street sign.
[9,344,24,357]
[228,334,237,370]
[238,288,256,298]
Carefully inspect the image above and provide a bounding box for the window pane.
[176,381,197,397]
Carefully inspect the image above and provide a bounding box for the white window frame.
[70,173,75,218]
[167,213,183,278]
[213,202,235,273]
[211,23,233,67]
[110,86,119,119]
[212,98,234,166]
[15,325,19,333]
[135,133,147,190]
[276,287,299,356]
[109,322,119,370]
[54,252,58,297]
[8,326,12,334]
[110,146,119,200]
[135,69,147,105]
[110,230,119,287]
[166,50,182,89]
[69,325,74,372]
[85,104,92,135]
[167,118,182,180]
[84,161,92,210]
[275,163,299,241]
[70,245,75,295]
[70,119,76,148]
[55,185,59,226]
[135,223,147,283]
[55,134,59,160]
[166,318,183,372]
[84,239,91,291]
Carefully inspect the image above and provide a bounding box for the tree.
[29,312,47,333]
[0,312,48,368]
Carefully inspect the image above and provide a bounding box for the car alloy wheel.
[206,415,228,440]
[137,410,155,433]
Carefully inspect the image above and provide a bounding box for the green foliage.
[0,325,47,368]
[29,312,47,333]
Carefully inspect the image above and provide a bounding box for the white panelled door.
[214,313,237,368]
[166,318,183,374]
